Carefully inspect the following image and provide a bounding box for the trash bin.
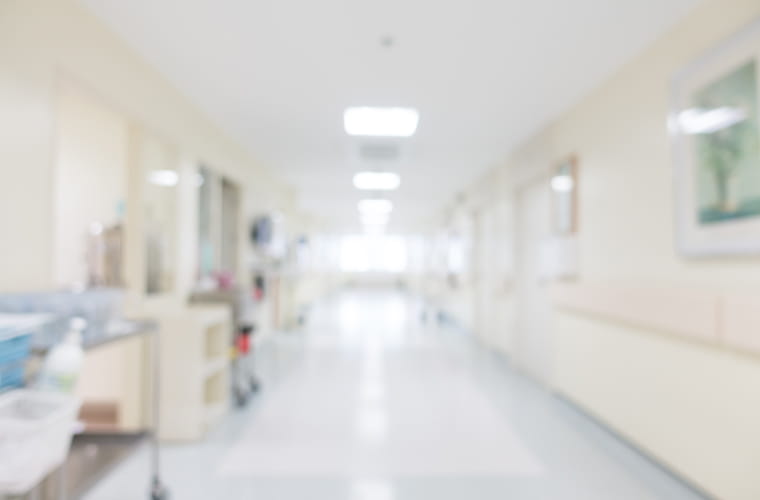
[0,390,80,495]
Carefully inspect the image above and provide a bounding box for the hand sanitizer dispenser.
[38,317,85,393]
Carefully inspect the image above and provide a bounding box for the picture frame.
[671,18,760,256]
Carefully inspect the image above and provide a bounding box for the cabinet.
[155,305,230,441]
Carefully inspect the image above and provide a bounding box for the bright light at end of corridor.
[344,107,419,137]
[358,199,393,215]
[361,213,390,226]
[353,172,401,191]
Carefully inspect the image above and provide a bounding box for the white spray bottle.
[39,317,86,393]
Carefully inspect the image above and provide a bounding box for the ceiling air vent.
[359,142,401,162]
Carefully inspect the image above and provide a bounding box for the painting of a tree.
[693,61,760,224]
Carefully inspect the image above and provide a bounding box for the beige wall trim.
[552,283,719,343]
[553,310,760,500]
[553,284,760,355]
[721,294,760,354]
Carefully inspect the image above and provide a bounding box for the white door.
[514,178,553,385]
[493,198,516,358]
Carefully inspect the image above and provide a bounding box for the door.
[473,204,499,348]
[514,178,553,385]
[493,198,516,357]
[472,209,487,344]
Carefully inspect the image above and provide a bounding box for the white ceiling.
[79,0,698,231]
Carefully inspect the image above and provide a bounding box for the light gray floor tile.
[83,289,706,500]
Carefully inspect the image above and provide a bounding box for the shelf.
[202,356,228,379]
[204,322,227,359]
[204,401,227,426]
[153,304,232,441]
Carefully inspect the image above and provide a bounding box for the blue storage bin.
[0,334,30,390]
[0,358,26,390]
[0,334,31,363]
[0,316,42,391]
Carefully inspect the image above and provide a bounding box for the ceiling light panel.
[344,107,419,137]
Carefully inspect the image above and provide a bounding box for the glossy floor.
[84,288,705,500]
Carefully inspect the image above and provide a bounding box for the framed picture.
[550,156,578,235]
[671,18,760,255]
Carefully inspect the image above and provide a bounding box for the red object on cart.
[237,325,254,355]
[236,332,251,354]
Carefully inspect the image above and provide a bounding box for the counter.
[32,318,157,354]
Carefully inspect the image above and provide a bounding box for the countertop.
[32,318,157,353]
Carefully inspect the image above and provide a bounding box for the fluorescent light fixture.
[353,172,401,191]
[358,199,393,215]
[147,169,179,187]
[551,175,574,193]
[344,107,419,137]
[677,107,747,135]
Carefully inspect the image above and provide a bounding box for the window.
[339,235,408,273]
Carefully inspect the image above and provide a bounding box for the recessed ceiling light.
[358,199,393,215]
[344,107,419,137]
[353,172,401,191]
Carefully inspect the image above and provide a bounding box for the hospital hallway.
[82,288,703,500]
[5,2,760,499]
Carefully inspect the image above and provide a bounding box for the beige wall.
[448,0,760,498]
[0,0,295,293]
[548,0,760,290]
[53,81,129,287]
[555,310,760,500]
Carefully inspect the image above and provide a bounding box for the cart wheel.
[235,387,249,407]
[150,478,169,500]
